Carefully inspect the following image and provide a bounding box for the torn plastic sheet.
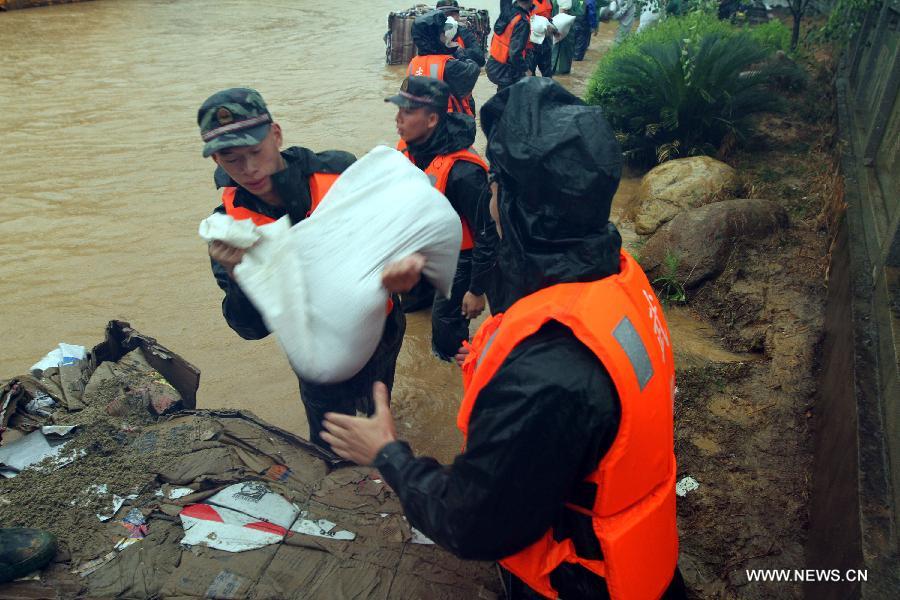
[30,343,87,374]
[179,481,357,552]
[155,486,194,500]
[71,484,138,521]
[25,391,56,417]
[0,426,79,477]
[179,482,300,553]
[676,476,700,497]
[290,511,356,541]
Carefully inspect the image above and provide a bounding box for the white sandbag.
[552,13,576,42]
[199,145,462,383]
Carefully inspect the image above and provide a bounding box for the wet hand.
[321,383,397,466]
[208,241,246,277]
[461,292,486,319]
[382,253,426,293]
[454,343,471,367]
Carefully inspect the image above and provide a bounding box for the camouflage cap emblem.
[216,107,234,125]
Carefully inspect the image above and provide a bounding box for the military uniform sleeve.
[445,161,497,296]
[374,322,621,560]
[444,58,481,101]
[209,205,270,340]
[455,28,486,67]
[508,16,532,76]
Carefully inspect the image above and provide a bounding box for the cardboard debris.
[0,322,502,600]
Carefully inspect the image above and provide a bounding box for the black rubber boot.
[0,528,57,583]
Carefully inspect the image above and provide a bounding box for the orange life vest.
[220,172,339,226]
[455,33,467,49]
[396,141,488,251]
[406,55,475,117]
[459,251,679,600]
[531,0,553,19]
[490,13,529,63]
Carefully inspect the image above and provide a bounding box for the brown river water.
[0,0,681,464]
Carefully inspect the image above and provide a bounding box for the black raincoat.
[374,80,686,599]
[454,25,486,67]
[486,2,533,89]
[412,11,480,106]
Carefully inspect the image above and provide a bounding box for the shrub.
[746,19,791,53]
[586,16,781,166]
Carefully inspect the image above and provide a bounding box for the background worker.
[436,0,486,67]
[574,0,600,60]
[551,0,584,74]
[486,0,534,91]
[529,0,556,77]
[322,78,687,600]
[408,9,480,116]
[389,77,496,362]
[198,88,406,451]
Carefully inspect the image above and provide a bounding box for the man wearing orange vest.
[486,0,534,90]
[386,76,497,362]
[323,78,687,599]
[408,10,480,117]
[197,88,406,451]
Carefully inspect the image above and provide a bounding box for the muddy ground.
[656,56,838,598]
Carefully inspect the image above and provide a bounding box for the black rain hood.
[412,10,454,56]
[480,78,624,307]
[405,112,476,169]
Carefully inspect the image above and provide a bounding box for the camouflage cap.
[385,76,450,110]
[435,0,460,12]
[197,88,272,158]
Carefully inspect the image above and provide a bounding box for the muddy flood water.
[1,0,706,464]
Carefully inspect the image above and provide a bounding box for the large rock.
[633,157,739,234]
[640,199,789,289]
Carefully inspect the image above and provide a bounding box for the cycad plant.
[590,32,779,166]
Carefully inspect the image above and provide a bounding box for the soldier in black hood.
[409,10,480,116]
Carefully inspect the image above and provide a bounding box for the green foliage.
[586,22,780,166]
[819,0,879,44]
[746,19,791,53]
[652,251,687,304]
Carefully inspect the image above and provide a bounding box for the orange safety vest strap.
[221,187,276,226]
[489,13,526,64]
[306,172,339,216]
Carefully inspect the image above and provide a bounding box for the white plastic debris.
[30,343,86,374]
[291,515,356,541]
[675,476,700,497]
[178,482,299,553]
[0,427,79,477]
[410,527,435,545]
[26,391,56,417]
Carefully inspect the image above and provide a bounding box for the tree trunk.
[791,11,802,50]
